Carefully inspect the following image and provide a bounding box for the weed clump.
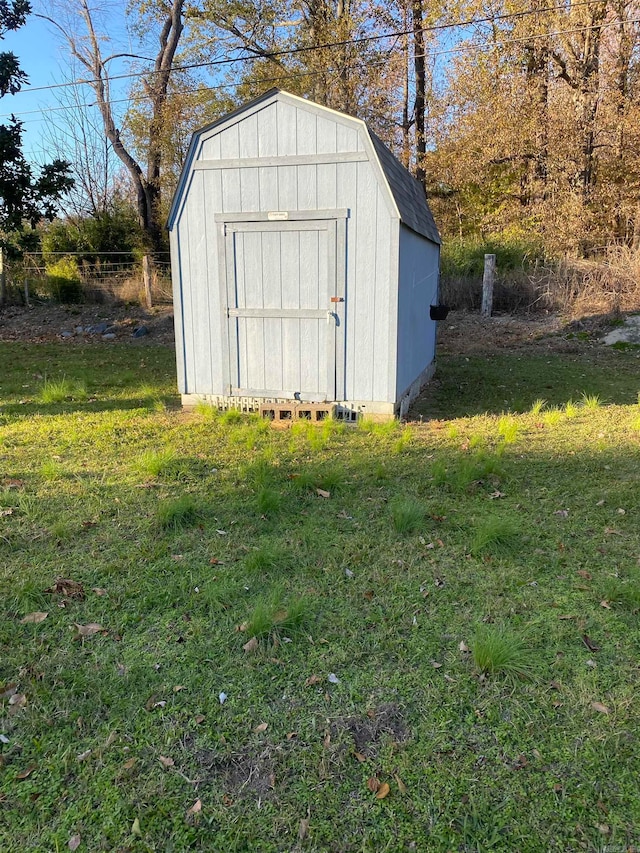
[471,624,535,679]
[471,516,521,557]
[156,495,200,530]
[390,497,424,534]
[38,377,87,404]
[245,591,312,640]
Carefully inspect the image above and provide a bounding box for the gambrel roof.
[168,89,440,245]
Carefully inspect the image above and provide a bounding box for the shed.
[168,89,441,419]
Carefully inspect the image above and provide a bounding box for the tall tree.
[0,1,72,248]
[43,0,185,254]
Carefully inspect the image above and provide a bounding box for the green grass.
[390,497,424,533]
[1,340,640,851]
[471,624,536,680]
[38,376,87,403]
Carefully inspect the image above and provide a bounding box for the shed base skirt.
[181,369,436,422]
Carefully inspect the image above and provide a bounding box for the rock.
[132,325,149,338]
[61,330,73,338]
[74,326,85,334]
[89,322,109,335]
[102,333,117,340]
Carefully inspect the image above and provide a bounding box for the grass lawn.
[1,337,640,852]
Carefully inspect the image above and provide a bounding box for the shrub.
[45,257,84,303]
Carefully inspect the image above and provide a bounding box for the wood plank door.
[221,216,345,401]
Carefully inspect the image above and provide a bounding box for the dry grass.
[441,245,640,318]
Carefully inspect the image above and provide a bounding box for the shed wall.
[395,225,440,398]
[172,99,398,403]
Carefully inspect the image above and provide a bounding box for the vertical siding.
[173,95,400,404]
[395,226,440,397]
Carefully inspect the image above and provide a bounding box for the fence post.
[481,253,496,318]
[0,248,5,308]
[142,254,153,309]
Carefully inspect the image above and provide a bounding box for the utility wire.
[5,14,638,124]
[20,0,625,97]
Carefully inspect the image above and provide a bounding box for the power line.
[19,0,617,97]
[5,14,637,124]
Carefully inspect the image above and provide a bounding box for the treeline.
[5,0,640,273]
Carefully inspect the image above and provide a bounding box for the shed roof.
[168,89,440,244]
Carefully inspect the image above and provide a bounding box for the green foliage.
[440,235,545,279]
[44,256,83,303]
[41,206,142,267]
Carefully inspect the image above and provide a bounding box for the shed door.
[222,217,344,401]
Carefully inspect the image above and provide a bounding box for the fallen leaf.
[598,824,611,835]
[0,683,17,700]
[16,763,37,780]
[394,773,407,794]
[3,478,24,488]
[489,490,505,499]
[554,509,569,518]
[46,578,85,599]
[600,600,611,609]
[254,722,268,733]
[586,659,597,668]
[344,568,354,578]
[209,558,224,565]
[194,714,205,724]
[553,783,563,793]
[187,799,202,816]
[173,685,186,693]
[243,636,259,654]
[327,673,340,684]
[582,635,600,652]
[158,756,175,769]
[616,508,626,515]
[305,674,322,687]
[591,701,610,714]
[430,660,443,669]
[8,693,27,714]
[376,782,391,800]
[92,588,107,596]
[367,776,381,793]
[316,488,330,498]
[222,794,233,806]
[68,834,81,851]
[215,529,228,536]
[323,731,331,748]
[122,758,136,770]
[354,752,367,763]
[20,612,48,624]
[0,735,9,744]
[459,641,469,653]
[73,623,104,640]
[558,614,577,620]
[576,570,592,580]
[76,750,91,762]
[0,507,13,517]
[131,818,142,837]
[604,527,622,535]
[298,817,310,842]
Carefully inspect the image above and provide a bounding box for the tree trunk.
[412,0,426,188]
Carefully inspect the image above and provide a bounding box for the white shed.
[167,89,442,420]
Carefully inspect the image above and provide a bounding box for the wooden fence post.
[142,254,153,309]
[481,253,495,318]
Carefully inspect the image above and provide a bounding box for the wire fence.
[6,252,173,307]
